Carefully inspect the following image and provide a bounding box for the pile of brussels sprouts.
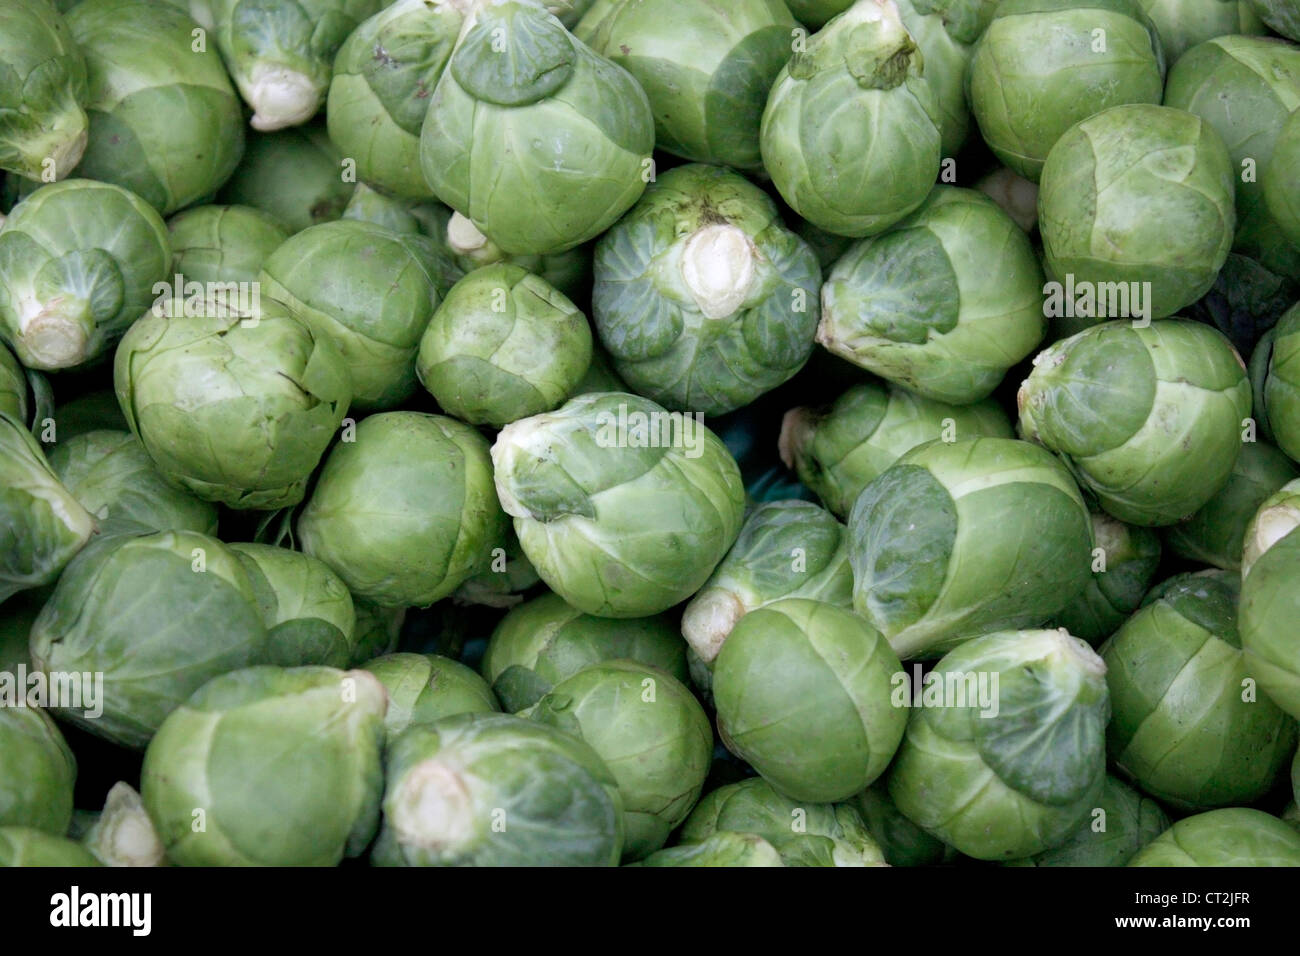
[3,0,1300,870]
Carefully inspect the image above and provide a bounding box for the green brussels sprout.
[678,777,887,866]
[0,0,88,182]
[760,0,942,237]
[852,783,950,867]
[341,184,425,235]
[1103,570,1297,809]
[591,164,822,415]
[78,782,165,868]
[784,0,856,25]
[29,529,270,749]
[218,124,354,232]
[1239,479,1300,718]
[1265,109,1300,248]
[1138,0,1263,61]
[482,591,688,712]
[819,187,1046,404]
[1251,305,1300,463]
[1004,776,1170,867]
[1248,0,1300,38]
[0,827,101,867]
[1053,511,1162,645]
[0,413,96,604]
[527,660,713,860]
[417,264,593,427]
[167,205,290,286]
[47,430,219,536]
[0,179,169,371]
[142,666,387,865]
[1019,321,1252,526]
[714,599,906,802]
[362,652,499,739]
[491,392,746,617]
[349,599,406,665]
[435,212,591,300]
[0,343,26,423]
[0,707,76,835]
[575,0,797,169]
[452,524,542,609]
[298,411,507,608]
[419,0,655,256]
[260,220,454,409]
[891,0,978,158]
[1129,808,1300,866]
[67,0,245,216]
[887,629,1110,860]
[780,384,1013,519]
[372,712,625,866]
[975,166,1039,232]
[682,502,852,671]
[114,295,352,510]
[632,831,784,867]
[849,437,1094,659]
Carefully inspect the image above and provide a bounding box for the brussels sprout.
[1249,0,1300,38]
[714,599,906,802]
[1004,776,1170,867]
[28,529,270,749]
[1138,0,1263,61]
[887,629,1110,860]
[528,660,713,860]
[0,179,170,371]
[341,185,425,235]
[419,0,655,256]
[1239,479,1300,717]
[491,392,746,617]
[575,0,797,169]
[1103,571,1297,809]
[298,412,507,608]
[975,166,1039,233]
[67,0,245,216]
[1019,321,1252,526]
[1265,110,1300,248]
[142,666,387,866]
[80,782,165,868]
[0,707,76,835]
[260,220,454,409]
[891,0,979,158]
[0,827,101,867]
[436,212,591,300]
[760,0,941,237]
[0,343,26,423]
[0,0,88,181]
[682,501,852,669]
[849,438,1093,659]
[780,383,1013,518]
[852,783,950,867]
[114,295,352,510]
[784,0,857,25]
[632,831,784,867]
[372,713,625,866]
[167,205,290,286]
[819,187,1046,404]
[362,652,499,739]
[591,164,821,415]
[349,599,406,665]
[678,777,887,866]
[1053,511,1162,644]
[1129,808,1300,866]
[218,124,354,232]
[452,524,541,609]
[1251,305,1300,463]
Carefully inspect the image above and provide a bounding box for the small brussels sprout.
[362,652,499,739]
[852,784,950,867]
[0,179,170,371]
[28,529,269,749]
[79,783,165,868]
[849,438,1094,659]
[491,392,746,617]
[819,187,1046,404]
[1019,321,1252,526]
[420,0,655,255]
[528,660,713,860]
[0,827,101,867]
[341,185,426,235]
[373,713,625,866]
[1138,0,1263,61]
[1251,305,1300,463]
[298,412,507,608]
[760,0,941,237]
[1239,480,1300,718]
[887,629,1110,860]
[1265,110,1300,248]
[1038,105,1236,319]
[1129,808,1300,866]
[349,599,407,665]
[632,832,784,867]
[142,666,387,866]
[1248,0,1300,39]
[0,707,76,835]
[1053,511,1162,645]
[892,0,980,158]
[436,212,591,300]
[167,205,290,286]
[218,124,355,232]
[1004,776,1169,867]
[591,164,822,415]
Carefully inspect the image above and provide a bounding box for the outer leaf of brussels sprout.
[1129,808,1300,866]
[1265,110,1300,249]
[0,707,76,836]
[1004,776,1169,867]
[0,827,101,867]
[341,185,424,235]
[1240,511,1300,719]
[362,652,499,739]
[1053,511,1162,645]
[167,205,290,287]
[1138,0,1263,61]
[1252,305,1300,464]
[1248,0,1300,39]
[631,831,784,867]
[0,344,26,422]
[892,0,975,158]
[218,124,355,232]
[783,0,856,27]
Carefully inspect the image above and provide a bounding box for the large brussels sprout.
[142,666,387,866]
[852,783,950,867]
[491,392,746,617]
[1004,776,1169,867]
[528,660,713,860]
[0,827,101,867]
[1248,0,1300,38]
[419,0,655,256]
[760,0,941,237]
[1251,304,1300,463]
[28,529,270,749]
[298,412,507,608]
[435,212,591,300]
[67,0,245,216]
[633,832,784,867]
[482,592,688,712]
[1103,571,1297,809]
[362,652,499,739]
[1266,109,1300,248]
[1019,321,1252,526]
[1138,0,1263,60]
[575,0,796,169]
[167,205,290,286]
[0,707,76,836]
[849,438,1093,659]
[591,164,821,415]
[1053,511,1162,645]
[0,179,169,371]
[0,0,88,182]
[1129,808,1300,866]
[887,629,1110,860]
[818,187,1045,404]
[1239,479,1300,717]
[373,713,625,866]
[218,124,354,232]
